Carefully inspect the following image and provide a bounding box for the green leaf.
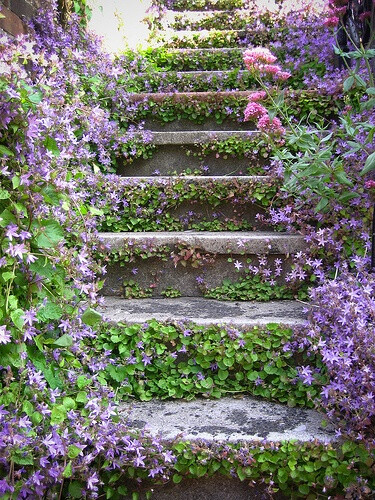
[51,404,67,424]
[68,481,84,499]
[89,206,104,216]
[173,474,182,484]
[343,75,354,92]
[35,220,64,248]
[76,391,88,403]
[0,145,14,157]
[0,189,10,200]
[81,307,102,326]
[53,334,73,348]
[334,170,353,187]
[2,272,15,282]
[12,452,34,465]
[77,375,90,389]
[68,445,82,459]
[43,136,60,157]
[22,400,34,416]
[31,411,43,425]
[63,461,73,478]
[11,309,25,330]
[298,484,310,495]
[361,151,375,176]
[314,197,329,213]
[37,301,63,321]
[63,397,76,411]
[12,176,20,189]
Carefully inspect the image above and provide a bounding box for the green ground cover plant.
[88,320,324,406]
[1,0,375,497]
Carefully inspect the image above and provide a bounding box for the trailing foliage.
[88,320,324,406]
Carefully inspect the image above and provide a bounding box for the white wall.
[88,0,152,53]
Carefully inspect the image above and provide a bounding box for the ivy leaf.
[11,309,25,330]
[37,301,63,321]
[51,404,67,425]
[43,136,60,157]
[0,189,10,199]
[35,220,64,248]
[68,481,84,499]
[53,334,73,348]
[68,445,82,459]
[81,307,102,326]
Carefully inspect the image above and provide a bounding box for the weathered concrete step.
[132,69,254,93]
[124,396,334,443]
[99,231,306,298]
[99,231,306,255]
[98,297,306,327]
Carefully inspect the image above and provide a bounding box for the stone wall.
[0,0,43,36]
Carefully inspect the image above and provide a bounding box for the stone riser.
[119,145,264,176]
[102,252,294,298]
[102,201,266,233]
[132,70,254,93]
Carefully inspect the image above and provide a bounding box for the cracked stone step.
[98,231,306,297]
[123,396,334,443]
[98,296,306,327]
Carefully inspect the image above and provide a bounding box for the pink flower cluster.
[242,48,289,136]
[244,92,285,136]
[243,47,277,66]
[243,47,291,80]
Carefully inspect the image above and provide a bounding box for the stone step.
[98,231,306,299]
[98,296,306,327]
[123,396,334,444]
[127,91,253,131]
[98,176,275,232]
[119,138,270,176]
[132,69,255,93]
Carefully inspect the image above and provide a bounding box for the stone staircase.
[97,0,333,497]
